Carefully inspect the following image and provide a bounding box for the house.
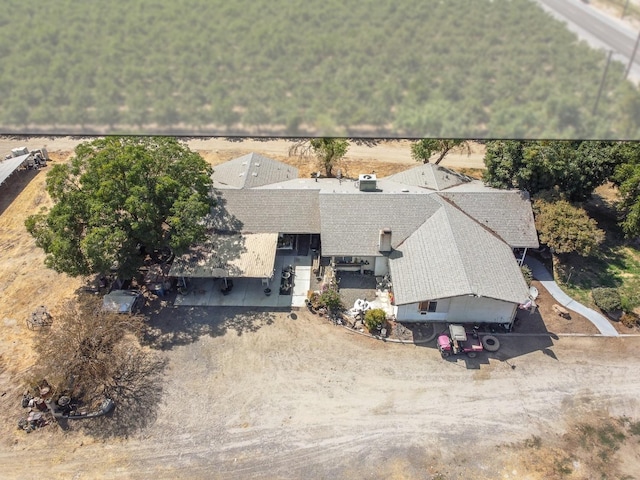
[170,155,538,327]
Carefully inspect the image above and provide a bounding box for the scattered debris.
[26,305,53,330]
[552,304,571,319]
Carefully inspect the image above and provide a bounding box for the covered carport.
[170,232,308,307]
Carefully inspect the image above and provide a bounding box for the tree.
[611,142,640,238]
[533,196,605,257]
[309,138,349,177]
[30,295,166,436]
[319,287,343,312]
[410,139,469,164]
[483,140,619,201]
[25,137,214,278]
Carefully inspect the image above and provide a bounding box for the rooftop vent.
[359,174,377,192]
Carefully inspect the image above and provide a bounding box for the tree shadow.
[556,251,624,291]
[349,138,381,147]
[169,189,248,281]
[141,306,279,350]
[65,349,169,439]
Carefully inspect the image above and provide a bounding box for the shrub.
[621,313,639,329]
[319,287,342,312]
[592,287,622,313]
[308,292,321,308]
[521,265,533,287]
[364,308,387,332]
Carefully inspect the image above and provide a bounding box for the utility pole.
[625,29,640,79]
[622,0,631,18]
[593,50,613,116]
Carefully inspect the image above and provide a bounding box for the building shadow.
[0,168,40,217]
[413,324,556,370]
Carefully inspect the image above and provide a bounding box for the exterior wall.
[331,256,376,273]
[397,296,517,324]
[374,256,389,276]
[396,298,451,322]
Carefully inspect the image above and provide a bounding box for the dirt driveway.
[2,308,640,479]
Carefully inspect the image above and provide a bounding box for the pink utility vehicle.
[437,324,484,358]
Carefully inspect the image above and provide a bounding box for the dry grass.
[509,412,640,479]
[198,148,415,179]
[0,154,83,375]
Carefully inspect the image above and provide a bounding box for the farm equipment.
[437,324,501,358]
[4,146,49,169]
[437,324,484,358]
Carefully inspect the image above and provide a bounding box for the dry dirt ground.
[2,310,640,479]
[2,138,640,479]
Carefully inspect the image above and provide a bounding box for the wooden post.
[625,30,640,79]
[593,50,613,116]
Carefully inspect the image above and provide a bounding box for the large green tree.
[611,142,640,238]
[533,195,605,257]
[410,139,469,164]
[483,140,619,201]
[26,137,214,278]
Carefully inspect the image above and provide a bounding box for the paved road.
[536,0,640,79]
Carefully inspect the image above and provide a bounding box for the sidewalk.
[525,257,619,337]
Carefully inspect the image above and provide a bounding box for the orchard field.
[1,0,639,138]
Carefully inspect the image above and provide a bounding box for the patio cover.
[169,233,278,278]
[0,153,29,187]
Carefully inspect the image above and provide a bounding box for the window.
[418,301,437,313]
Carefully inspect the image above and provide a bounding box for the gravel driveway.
[2,309,640,479]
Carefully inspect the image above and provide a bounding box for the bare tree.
[30,294,167,436]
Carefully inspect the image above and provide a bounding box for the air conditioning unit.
[358,174,377,192]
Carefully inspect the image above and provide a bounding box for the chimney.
[378,228,392,252]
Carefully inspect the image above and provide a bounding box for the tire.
[467,352,477,358]
[482,335,500,352]
[440,351,450,358]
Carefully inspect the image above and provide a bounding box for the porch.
[173,254,313,308]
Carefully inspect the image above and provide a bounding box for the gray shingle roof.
[438,191,539,248]
[389,200,530,305]
[214,188,320,234]
[319,193,442,257]
[384,163,472,191]
[211,153,298,189]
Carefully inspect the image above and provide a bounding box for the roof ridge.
[436,193,513,244]
[437,202,474,295]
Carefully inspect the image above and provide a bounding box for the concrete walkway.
[525,257,619,337]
